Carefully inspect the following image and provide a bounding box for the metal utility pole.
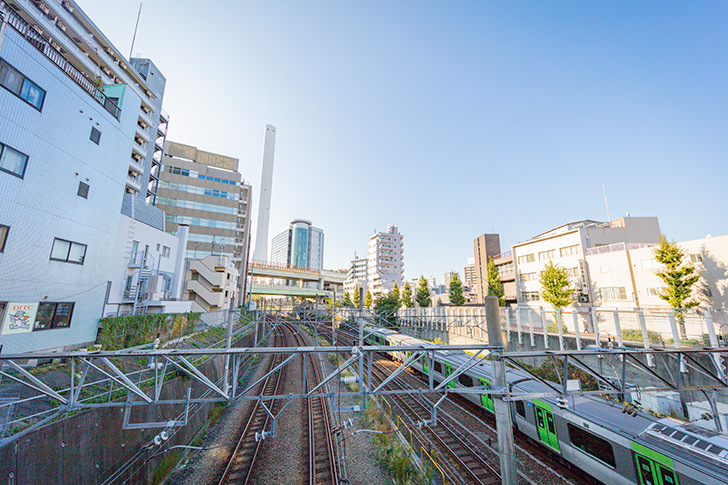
[485,295,517,484]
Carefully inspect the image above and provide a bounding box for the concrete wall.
[0,26,140,353]
[0,331,255,484]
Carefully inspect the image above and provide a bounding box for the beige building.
[493,251,517,305]
[463,263,478,302]
[158,141,252,267]
[184,255,239,312]
[512,217,662,305]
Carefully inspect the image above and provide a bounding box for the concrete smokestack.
[254,125,276,262]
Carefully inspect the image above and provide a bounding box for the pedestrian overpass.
[248,260,346,298]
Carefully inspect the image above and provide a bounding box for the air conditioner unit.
[40,3,50,14]
[57,21,66,32]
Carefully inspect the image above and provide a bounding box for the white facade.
[512,217,662,306]
[585,234,728,310]
[254,124,276,262]
[104,214,191,316]
[0,8,142,353]
[184,255,239,312]
[344,255,368,300]
[368,225,404,296]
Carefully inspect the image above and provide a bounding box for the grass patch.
[362,403,425,485]
[151,450,180,485]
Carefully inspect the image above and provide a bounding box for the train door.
[534,402,560,452]
[634,453,679,485]
[478,377,494,412]
[444,363,455,388]
[423,355,429,375]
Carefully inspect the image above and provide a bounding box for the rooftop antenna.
[602,184,611,222]
[626,205,631,217]
[129,3,142,60]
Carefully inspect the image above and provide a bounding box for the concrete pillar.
[485,296,516,484]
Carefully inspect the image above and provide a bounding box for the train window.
[567,423,616,468]
[458,374,473,387]
[515,401,526,418]
[434,362,442,374]
[658,465,678,485]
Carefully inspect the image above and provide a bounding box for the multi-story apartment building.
[368,225,404,296]
[512,217,662,305]
[493,251,517,305]
[0,0,168,352]
[344,253,368,302]
[463,263,478,302]
[270,219,324,270]
[158,141,252,266]
[473,234,502,303]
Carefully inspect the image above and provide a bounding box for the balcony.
[129,156,144,174]
[1,3,121,119]
[126,173,141,192]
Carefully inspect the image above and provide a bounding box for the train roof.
[637,421,728,477]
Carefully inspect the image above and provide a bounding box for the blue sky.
[80,1,728,283]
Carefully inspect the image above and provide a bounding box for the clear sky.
[79,1,728,283]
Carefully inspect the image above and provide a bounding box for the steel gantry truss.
[1,328,728,448]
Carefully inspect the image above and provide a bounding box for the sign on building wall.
[1,303,39,335]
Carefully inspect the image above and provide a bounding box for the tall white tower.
[254,125,276,262]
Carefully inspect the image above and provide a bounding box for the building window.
[0,225,8,252]
[520,272,537,282]
[0,142,29,178]
[77,181,90,199]
[567,423,616,468]
[50,238,87,264]
[517,253,535,264]
[34,302,74,330]
[0,59,46,110]
[690,254,703,263]
[162,246,170,258]
[538,249,556,261]
[560,245,580,257]
[90,127,101,145]
[599,287,627,300]
[523,291,540,302]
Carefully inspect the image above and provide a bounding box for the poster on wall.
[1,303,39,335]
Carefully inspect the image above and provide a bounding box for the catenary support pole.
[485,295,517,484]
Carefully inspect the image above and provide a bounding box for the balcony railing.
[1,3,121,119]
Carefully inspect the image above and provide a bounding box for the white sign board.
[2,302,38,335]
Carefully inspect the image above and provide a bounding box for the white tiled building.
[367,225,404,296]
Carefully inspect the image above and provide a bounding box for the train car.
[364,327,728,484]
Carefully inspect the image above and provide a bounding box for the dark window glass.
[568,423,616,468]
[515,400,526,418]
[33,302,74,330]
[458,373,473,387]
[77,181,90,199]
[0,224,8,252]
[90,127,101,145]
[0,59,45,110]
[0,143,29,178]
[433,361,442,374]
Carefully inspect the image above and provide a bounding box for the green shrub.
[622,329,662,344]
[98,312,201,350]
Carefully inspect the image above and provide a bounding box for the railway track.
[289,324,339,485]
[217,321,289,485]
[370,362,501,485]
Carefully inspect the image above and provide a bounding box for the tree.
[364,290,372,308]
[448,273,465,306]
[539,262,573,332]
[415,276,431,307]
[343,291,352,307]
[352,287,361,309]
[391,283,401,309]
[487,257,505,306]
[401,283,414,308]
[373,291,400,327]
[653,235,701,337]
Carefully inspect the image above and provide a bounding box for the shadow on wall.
[699,245,728,310]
